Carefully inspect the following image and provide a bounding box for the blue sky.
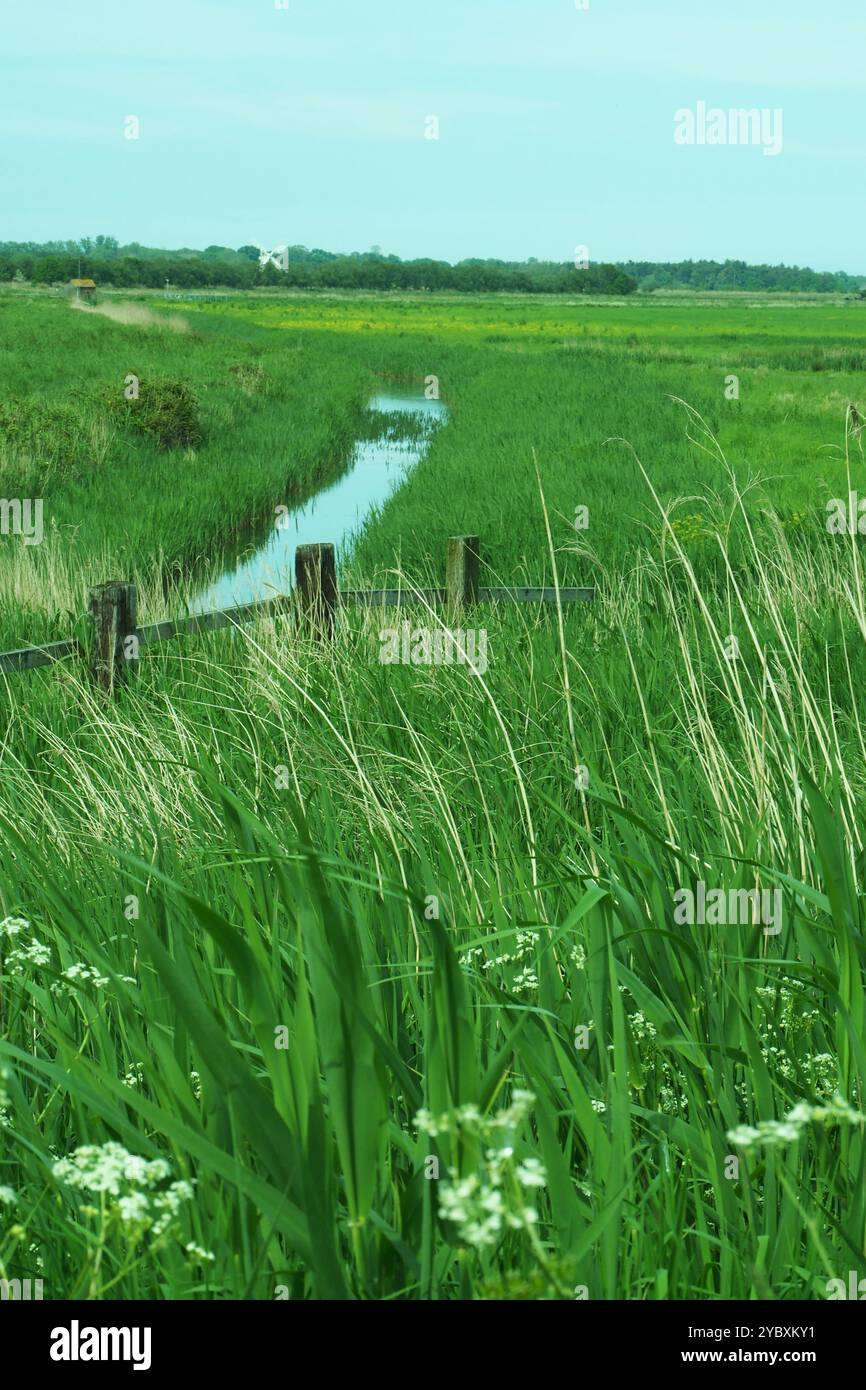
[2,0,864,269]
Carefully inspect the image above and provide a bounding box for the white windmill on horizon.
[257,243,289,270]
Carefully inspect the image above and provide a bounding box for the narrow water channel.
[191,386,448,612]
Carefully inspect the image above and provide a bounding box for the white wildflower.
[52,1142,171,1196]
[516,1157,547,1188]
[727,1095,865,1150]
[785,1102,813,1125]
[6,938,52,973]
[511,967,538,993]
[51,963,111,994]
[462,1215,501,1249]
[630,1011,657,1042]
[727,1125,763,1147]
[479,1188,505,1217]
[184,1242,215,1263]
[117,1191,151,1225]
[53,1142,194,1240]
[427,1091,546,1251]
[414,1107,449,1138]
[0,916,28,938]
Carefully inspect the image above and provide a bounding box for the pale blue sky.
[2,0,864,269]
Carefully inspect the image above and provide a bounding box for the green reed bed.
[0,499,864,1299]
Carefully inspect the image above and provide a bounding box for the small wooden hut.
[69,277,97,302]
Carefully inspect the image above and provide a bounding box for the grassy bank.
[0,294,371,645]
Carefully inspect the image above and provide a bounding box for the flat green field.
[1,288,864,637]
[1,288,865,1300]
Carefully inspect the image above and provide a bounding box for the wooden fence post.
[295,543,337,637]
[446,535,480,609]
[88,581,138,692]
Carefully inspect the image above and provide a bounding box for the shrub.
[112,377,204,450]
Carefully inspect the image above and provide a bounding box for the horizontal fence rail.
[0,535,594,691]
[0,638,78,676]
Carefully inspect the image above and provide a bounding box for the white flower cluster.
[1,914,51,975]
[758,1042,837,1095]
[629,1011,657,1044]
[415,1090,546,1251]
[415,1087,536,1141]
[658,1083,688,1117]
[51,962,111,994]
[0,916,28,938]
[511,966,538,992]
[728,1095,865,1150]
[52,963,135,997]
[1,917,133,995]
[4,936,52,974]
[53,1142,171,1195]
[755,982,820,1036]
[612,986,690,1118]
[752,982,837,1094]
[459,929,541,994]
[52,1141,194,1236]
[437,1164,543,1249]
[184,1241,215,1263]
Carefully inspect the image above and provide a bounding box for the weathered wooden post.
[446,535,480,609]
[295,543,337,637]
[88,581,138,692]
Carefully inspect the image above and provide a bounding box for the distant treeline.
[621,259,865,293]
[0,239,636,296]
[0,237,633,294]
[0,238,862,295]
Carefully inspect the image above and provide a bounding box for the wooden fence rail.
[0,535,594,691]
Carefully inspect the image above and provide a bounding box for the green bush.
[112,377,204,450]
